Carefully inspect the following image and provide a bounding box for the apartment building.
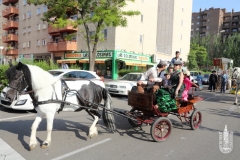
[0,0,192,79]
[191,7,240,38]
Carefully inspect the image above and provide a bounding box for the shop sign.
[65,51,113,59]
[116,52,150,62]
[214,59,222,66]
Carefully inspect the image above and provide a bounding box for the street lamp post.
[0,46,4,66]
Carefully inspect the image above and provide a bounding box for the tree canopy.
[27,0,140,71]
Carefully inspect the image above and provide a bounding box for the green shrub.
[118,69,142,77]
[0,64,11,92]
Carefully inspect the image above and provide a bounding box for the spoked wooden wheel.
[150,117,172,142]
[190,110,202,130]
[128,108,143,127]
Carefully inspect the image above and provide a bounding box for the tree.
[187,43,207,70]
[27,0,140,71]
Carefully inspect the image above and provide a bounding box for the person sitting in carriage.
[154,60,186,112]
[137,60,168,93]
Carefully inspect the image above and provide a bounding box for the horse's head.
[5,62,31,101]
[232,67,240,80]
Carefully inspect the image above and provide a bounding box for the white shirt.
[140,67,164,83]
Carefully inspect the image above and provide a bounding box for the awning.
[117,59,156,67]
[57,59,78,64]
[79,58,111,64]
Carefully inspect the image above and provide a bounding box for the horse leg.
[42,113,55,149]
[29,115,43,150]
[88,115,99,138]
[234,86,238,105]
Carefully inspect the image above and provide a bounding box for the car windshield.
[48,71,64,77]
[203,74,209,78]
[120,73,142,81]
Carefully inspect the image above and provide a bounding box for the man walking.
[220,71,228,93]
[170,51,182,66]
[137,60,168,93]
[61,62,69,69]
[209,70,218,92]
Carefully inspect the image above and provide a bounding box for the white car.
[106,73,147,96]
[0,69,105,110]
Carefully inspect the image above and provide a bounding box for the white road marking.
[52,138,112,160]
[0,114,35,122]
[0,138,25,160]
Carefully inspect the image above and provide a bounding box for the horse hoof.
[41,142,49,149]
[29,144,36,150]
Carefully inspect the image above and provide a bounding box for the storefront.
[57,50,156,80]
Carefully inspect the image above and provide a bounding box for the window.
[37,40,41,46]
[23,42,26,48]
[102,29,107,39]
[233,16,239,20]
[63,72,79,78]
[37,8,41,15]
[180,34,182,40]
[232,29,237,32]
[208,19,210,22]
[0,0,2,5]
[89,31,95,37]
[197,16,200,19]
[42,23,47,29]
[196,22,200,25]
[28,26,31,33]
[27,11,31,18]
[191,23,194,25]
[42,39,46,46]
[206,26,210,29]
[43,6,48,12]
[23,0,26,5]
[191,29,193,31]
[224,17,230,20]
[182,5,184,12]
[23,13,26,20]
[141,14,143,22]
[192,17,194,20]
[27,41,31,48]
[37,24,41,30]
[79,71,95,79]
[196,28,199,30]
[23,27,26,34]
[70,15,77,20]
[140,35,143,43]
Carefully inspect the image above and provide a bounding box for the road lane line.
[52,138,112,160]
[0,114,35,121]
[0,138,25,160]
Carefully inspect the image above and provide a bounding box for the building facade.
[191,7,240,38]
[0,0,192,79]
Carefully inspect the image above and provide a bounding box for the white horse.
[231,67,240,105]
[5,62,115,150]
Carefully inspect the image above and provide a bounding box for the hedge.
[118,69,142,77]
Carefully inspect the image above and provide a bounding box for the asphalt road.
[0,90,240,160]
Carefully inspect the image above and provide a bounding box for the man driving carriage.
[137,60,168,93]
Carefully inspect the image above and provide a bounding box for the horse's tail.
[102,88,116,132]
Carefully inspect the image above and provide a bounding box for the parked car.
[0,69,105,110]
[190,71,199,80]
[202,74,210,85]
[106,72,147,96]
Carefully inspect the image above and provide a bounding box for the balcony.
[48,25,60,35]
[47,41,77,52]
[3,49,18,55]
[2,34,18,43]
[2,0,18,5]
[2,7,19,18]
[2,21,18,30]
[48,25,77,35]
[59,25,77,33]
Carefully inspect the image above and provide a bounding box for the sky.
[192,0,240,12]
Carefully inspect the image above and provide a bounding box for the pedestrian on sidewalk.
[209,70,218,92]
[220,70,228,93]
[196,72,203,91]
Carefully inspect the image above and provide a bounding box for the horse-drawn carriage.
[126,91,203,142]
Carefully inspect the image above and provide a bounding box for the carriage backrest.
[128,91,153,111]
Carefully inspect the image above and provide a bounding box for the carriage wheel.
[128,108,143,127]
[150,117,172,142]
[190,110,202,130]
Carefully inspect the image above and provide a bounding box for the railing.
[47,41,77,52]
[2,34,18,43]
[2,21,18,30]
[2,7,19,18]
